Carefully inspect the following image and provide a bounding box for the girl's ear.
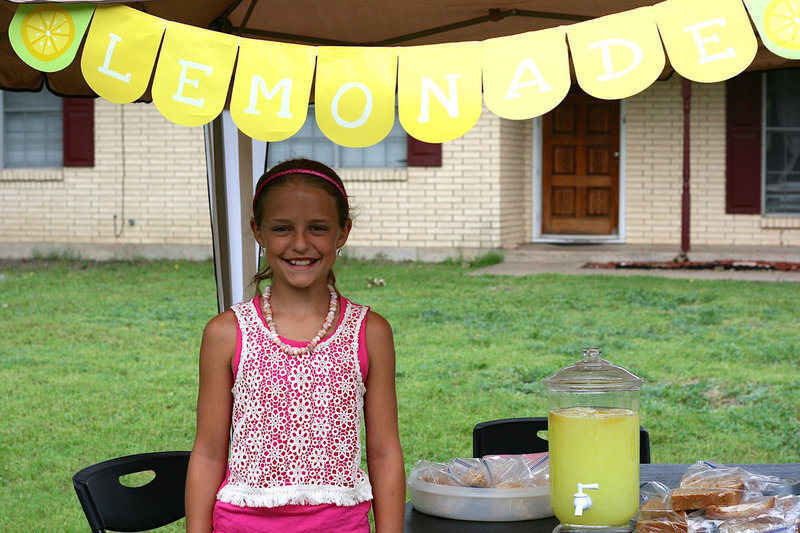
[336,218,353,249]
[250,217,265,248]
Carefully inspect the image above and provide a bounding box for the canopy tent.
[2,0,799,310]
[2,0,799,96]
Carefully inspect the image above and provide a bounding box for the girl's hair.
[251,158,350,295]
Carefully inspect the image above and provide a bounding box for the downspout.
[678,77,692,261]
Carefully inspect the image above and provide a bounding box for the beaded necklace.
[261,284,338,356]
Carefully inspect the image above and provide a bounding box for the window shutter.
[62,98,95,167]
[725,72,761,214]
[407,135,442,167]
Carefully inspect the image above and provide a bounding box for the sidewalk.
[472,244,800,282]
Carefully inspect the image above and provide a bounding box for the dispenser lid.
[542,347,644,392]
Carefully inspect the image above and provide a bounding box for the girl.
[185,159,406,533]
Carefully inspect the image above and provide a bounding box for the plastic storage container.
[408,476,553,521]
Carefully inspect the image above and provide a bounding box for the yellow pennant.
[567,7,665,100]
[654,0,756,82]
[230,39,316,142]
[398,42,482,143]
[152,22,239,127]
[482,28,570,120]
[315,47,398,148]
[81,5,166,104]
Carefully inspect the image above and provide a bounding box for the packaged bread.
[636,496,688,533]
[638,464,799,533]
[671,487,743,511]
[717,516,788,533]
[408,454,549,489]
[638,496,687,521]
[705,496,776,520]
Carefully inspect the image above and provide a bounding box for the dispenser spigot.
[573,483,599,516]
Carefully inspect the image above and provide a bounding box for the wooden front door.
[542,89,620,235]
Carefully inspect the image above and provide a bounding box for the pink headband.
[252,168,348,213]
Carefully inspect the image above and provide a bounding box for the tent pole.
[205,116,232,313]
[238,129,257,301]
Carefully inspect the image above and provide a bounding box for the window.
[725,68,800,216]
[266,105,408,169]
[764,69,800,215]
[1,88,63,169]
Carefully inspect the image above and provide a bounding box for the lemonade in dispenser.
[543,348,644,532]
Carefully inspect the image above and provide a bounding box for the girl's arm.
[185,311,236,533]
[363,311,406,533]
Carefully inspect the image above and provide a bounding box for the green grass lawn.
[1,258,798,531]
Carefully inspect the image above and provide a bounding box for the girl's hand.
[185,311,236,533]
[364,311,406,533]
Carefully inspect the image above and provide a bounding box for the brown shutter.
[725,72,761,214]
[62,98,95,167]
[407,135,442,167]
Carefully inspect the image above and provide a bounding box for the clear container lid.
[542,347,644,392]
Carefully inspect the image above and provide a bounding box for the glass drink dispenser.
[543,348,644,532]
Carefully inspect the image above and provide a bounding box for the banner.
[568,8,665,100]
[9,0,800,145]
[315,47,399,148]
[398,42,483,143]
[229,39,316,142]
[482,28,571,120]
[9,2,94,73]
[744,0,800,59]
[151,22,239,127]
[81,5,166,103]
[654,0,756,82]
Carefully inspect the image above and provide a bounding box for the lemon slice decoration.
[9,3,95,73]
[21,5,76,61]
[764,0,800,50]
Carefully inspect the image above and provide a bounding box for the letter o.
[331,82,373,128]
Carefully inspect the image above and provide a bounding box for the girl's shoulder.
[202,308,238,349]
[364,309,393,346]
[340,296,390,334]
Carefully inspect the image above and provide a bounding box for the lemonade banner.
[8,0,800,145]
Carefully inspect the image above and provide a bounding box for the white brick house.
[2,73,800,262]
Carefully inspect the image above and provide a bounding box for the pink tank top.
[216,295,372,510]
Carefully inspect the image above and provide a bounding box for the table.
[403,463,800,533]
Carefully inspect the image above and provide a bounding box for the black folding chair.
[72,451,191,532]
[473,417,651,463]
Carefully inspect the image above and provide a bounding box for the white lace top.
[216,296,373,508]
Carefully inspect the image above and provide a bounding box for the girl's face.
[251,180,351,290]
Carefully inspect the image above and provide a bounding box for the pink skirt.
[212,500,371,533]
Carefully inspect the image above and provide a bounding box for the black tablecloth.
[403,463,800,532]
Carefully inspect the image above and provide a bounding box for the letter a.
[505,58,554,100]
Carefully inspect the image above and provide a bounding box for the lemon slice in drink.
[20,5,76,62]
[764,0,800,50]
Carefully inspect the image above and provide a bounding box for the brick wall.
[343,107,516,261]
[625,77,800,247]
[1,101,516,261]
[0,99,211,259]
[4,82,798,262]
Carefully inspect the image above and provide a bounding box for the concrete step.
[503,244,800,264]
